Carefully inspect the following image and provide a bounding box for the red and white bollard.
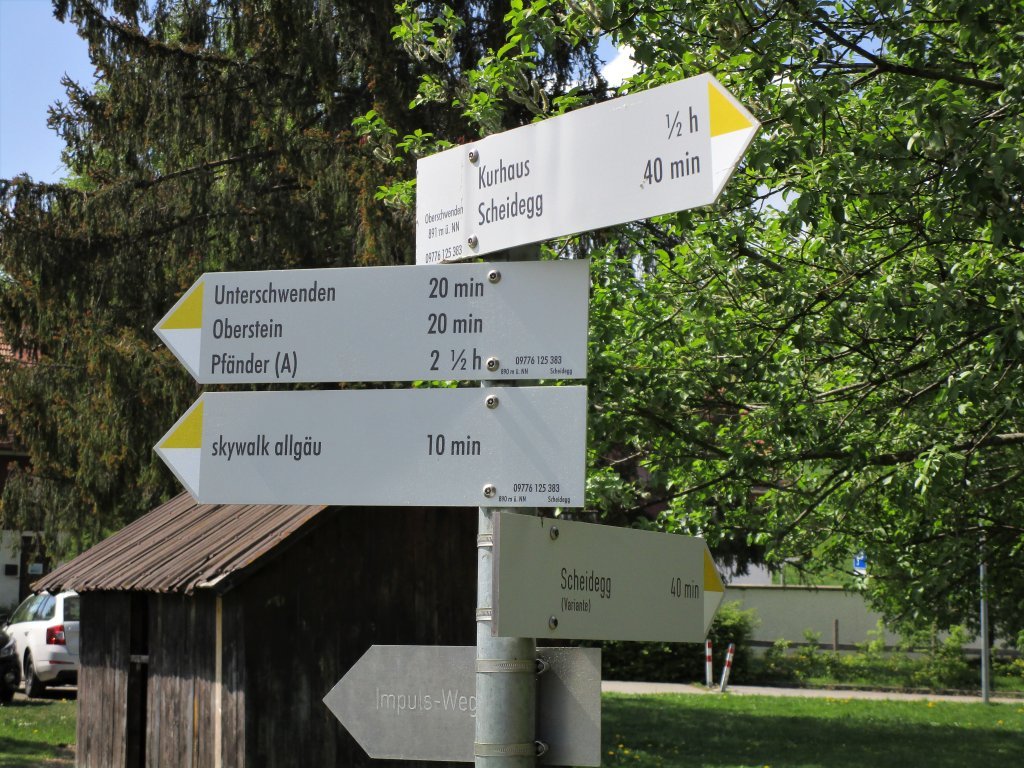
[705,639,714,688]
[719,642,736,692]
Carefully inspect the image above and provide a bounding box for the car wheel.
[23,653,45,698]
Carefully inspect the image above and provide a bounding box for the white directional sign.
[323,645,601,765]
[155,386,586,507]
[493,513,725,642]
[416,73,758,264]
[155,260,589,383]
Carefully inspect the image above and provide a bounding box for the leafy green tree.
[596,0,1024,641]
[378,0,1024,641]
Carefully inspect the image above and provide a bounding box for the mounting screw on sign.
[468,149,479,164]
[467,235,479,249]
[483,484,497,499]
[548,616,559,630]
[485,395,500,410]
[486,357,500,372]
[487,269,501,284]
[549,526,559,541]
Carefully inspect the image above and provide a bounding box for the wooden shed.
[36,493,476,768]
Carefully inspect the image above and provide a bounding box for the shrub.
[748,621,983,691]
[758,639,793,681]
[599,601,758,684]
[994,656,1024,680]
[913,625,975,689]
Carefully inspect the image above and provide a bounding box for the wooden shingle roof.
[35,492,327,595]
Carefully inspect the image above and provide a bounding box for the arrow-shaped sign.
[155,387,586,508]
[155,260,589,384]
[493,513,725,642]
[416,72,758,263]
[323,645,601,765]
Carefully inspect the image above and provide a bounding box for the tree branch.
[790,432,1024,467]
[796,6,1003,93]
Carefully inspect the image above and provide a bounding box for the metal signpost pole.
[476,504,537,767]
[979,529,990,704]
[476,246,539,768]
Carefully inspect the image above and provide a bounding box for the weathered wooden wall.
[220,597,246,768]
[77,592,131,768]
[75,507,475,768]
[146,593,216,768]
[237,507,476,768]
[78,592,238,768]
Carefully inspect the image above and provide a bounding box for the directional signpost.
[323,645,601,765]
[492,512,726,643]
[155,260,589,383]
[154,386,586,508]
[153,68,757,768]
[416,73,759,264]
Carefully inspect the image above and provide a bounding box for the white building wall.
[724,585,992,651]
[0,531,23,610]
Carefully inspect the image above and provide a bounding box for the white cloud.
[601,46,639,88]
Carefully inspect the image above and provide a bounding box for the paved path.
[602,680,1021,705]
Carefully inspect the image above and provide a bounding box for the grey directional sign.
[493,512,726,642]
[323,645,601,765]
[416,73,758,263]
[155,386,587,508]
[155,260,589,383]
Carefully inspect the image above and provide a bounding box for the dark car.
[0,629,18,704]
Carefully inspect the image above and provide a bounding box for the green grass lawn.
[603,693,1024,768]
[0,696,76,767]
[2,690,1022,768]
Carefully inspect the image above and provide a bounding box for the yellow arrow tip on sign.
[704,547,725,593]
[159,401,204,449]
[708,80,755,138]
[703,545,726,637]
[158,280,204,330]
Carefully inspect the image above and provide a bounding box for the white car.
[2,591,80,697]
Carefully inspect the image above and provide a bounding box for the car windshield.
[9,595,40,624]
[63,596,80,621]
[34,595,56,621]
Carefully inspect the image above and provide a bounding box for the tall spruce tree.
[0,0,602,552]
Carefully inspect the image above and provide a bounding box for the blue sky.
[0,2,631,184]
[0,0,94,183]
